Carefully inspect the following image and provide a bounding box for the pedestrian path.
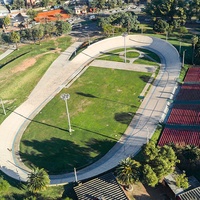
[0,48,15,60]
[0,35,181,185]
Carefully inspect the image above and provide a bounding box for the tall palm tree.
[27,167,50,194]
[116,157,141,190]
[192,35,198,64]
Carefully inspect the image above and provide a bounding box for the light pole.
[182,50,186,68]
[122,32,128,63]
[146,127,150,143]
[179,40,182,54]
[0,98,6,115]
[60,93,72,133]
[87,33,90,46]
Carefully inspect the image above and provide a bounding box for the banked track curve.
[0,35,181,185]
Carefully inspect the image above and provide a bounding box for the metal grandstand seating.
[184,67,200,83]
[167,104,200,125]
[158,128,200,147]
[175,84,200,101]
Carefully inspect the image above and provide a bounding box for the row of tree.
[145,0,200,24]
[116,140,189,189]
[99,12,140,35]
[1,21,71,49]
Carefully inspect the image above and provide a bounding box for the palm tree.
[192,35,198,64]
[116,157,141,190]
[10,31,20,50]
[27,167,50,194]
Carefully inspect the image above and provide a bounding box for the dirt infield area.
[34,9,70,23]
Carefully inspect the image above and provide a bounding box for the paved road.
[0,35,181,184]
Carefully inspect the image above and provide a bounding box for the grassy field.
[97,47,160,66]
[0,36,72,124]
[20,67,151,174]
[0,170,76,199]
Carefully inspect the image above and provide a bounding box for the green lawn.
[0,36,72,124]
[134,57,160,66]
[20,67,151,174]
[0,170,77,200]
[126,51,140,58]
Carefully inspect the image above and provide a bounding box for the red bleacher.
[175,84,200,100]
[184,67,200,82]
[158,128,200,147]
[167,104,200,125]
[158,67,200,147]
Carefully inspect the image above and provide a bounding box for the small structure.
[164,171,200,199]
[74,173,128,200]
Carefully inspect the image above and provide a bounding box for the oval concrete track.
[0,35,181,184]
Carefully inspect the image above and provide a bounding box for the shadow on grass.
[114,112,135,125]
[20,138,91,174]
[140,75,151,83]
[99,51,120,56]
[86,139,117,158]
[0,51,31,69]
[76,92,138,108]
[6,108,68,132]
[62,182,78,200]
[0,170,25,190]
[72,124,118,141]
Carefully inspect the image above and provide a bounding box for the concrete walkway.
[90,59,157,73]
[0,35,181,185]
[0,48,15,60]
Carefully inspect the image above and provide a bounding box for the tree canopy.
[116,141,179,188]
[99,12,140,35]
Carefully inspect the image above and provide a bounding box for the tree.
[153,19,169,33]
[37,27,44,44]
[0,176,9,195]
[192,35,199,64]
[27,9,37,21]
[142,140,159,162]
[142,141,179,186]
[2,16,10,31]
[27,167,50,194]
[12,0,25,9]
[143,164,158,187]
[55,21,71,35]
[10,31,20,49]
[116,157,141,190]
[90,0,106,10]
[99,12,140,35]
[175,173,189,189]
[145,0,187,24]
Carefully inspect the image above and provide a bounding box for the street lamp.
[60,93,72,133]
[87,33,90,46]
[0,98,6,115]
[122,32,128,63]
[179,40,182,54]
[182,50,186,68]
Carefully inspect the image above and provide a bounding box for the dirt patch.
[123,182,175,200]
[124,182,151,200]
[11,48,61,73]
[12,57,37,73]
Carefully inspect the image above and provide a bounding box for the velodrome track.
[0,35,181,184]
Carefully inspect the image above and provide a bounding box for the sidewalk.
[0,35,181,184]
